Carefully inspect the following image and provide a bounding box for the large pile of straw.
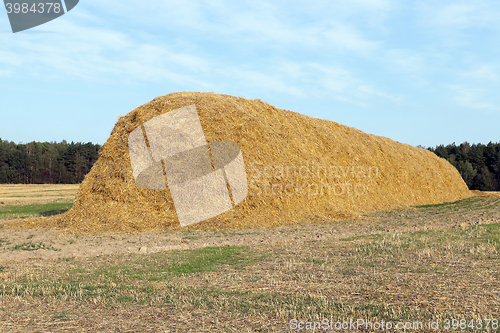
[37,92,472,233]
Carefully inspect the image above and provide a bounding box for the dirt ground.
[1,185,498,266]
[0,188,499,332]
[1,196,499,265]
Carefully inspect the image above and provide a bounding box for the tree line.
[428,141,500,191]
[1,138,499,191]
[0,139,100,184]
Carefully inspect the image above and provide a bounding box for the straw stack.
[32,92,472,233]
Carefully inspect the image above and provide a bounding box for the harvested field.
[0,184,78,221]
[0,184,78,206]
[0,193,499,332]
[18,92,472,234]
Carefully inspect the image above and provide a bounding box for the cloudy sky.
[1,0,499,147]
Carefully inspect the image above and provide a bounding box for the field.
[0,184,79,205]
[0,185,499,332]
[0,184,79,220]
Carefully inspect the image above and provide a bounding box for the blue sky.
[1,0,499,147]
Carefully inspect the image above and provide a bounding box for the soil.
[0,194,499,332]
[1,198,499,265]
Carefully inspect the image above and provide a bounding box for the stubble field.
[0,184,499,332]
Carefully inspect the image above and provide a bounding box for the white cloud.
[446,84,499,112]
[385,49,425,74]
[305,63,401,106]
[0,16,212,84]
[78,0,384,53]
[224,67,305,97]
[322,24,381,52]
[357,85,401,101]
[206,60,401,105]
[418,1,500,32]
[434,4,474,27]
[0,0,387,93]
[0,50,24,66]
[461,65,498,81]
[381,48,437,87]
[0,69,12,77]
[1,0,472,111]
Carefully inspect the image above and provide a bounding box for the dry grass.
[21,92,471,234]
[0,195,499,332]
[0,184,79,206]
[471,190,500,198]
[0,184,77,221]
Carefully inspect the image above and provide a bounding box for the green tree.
[8,146,29,183]
[456,161,477,187]
[472,166,494,191]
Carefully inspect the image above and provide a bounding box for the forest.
[0,138,499,191]
[428,141,500,191]
[0,139,100,184]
